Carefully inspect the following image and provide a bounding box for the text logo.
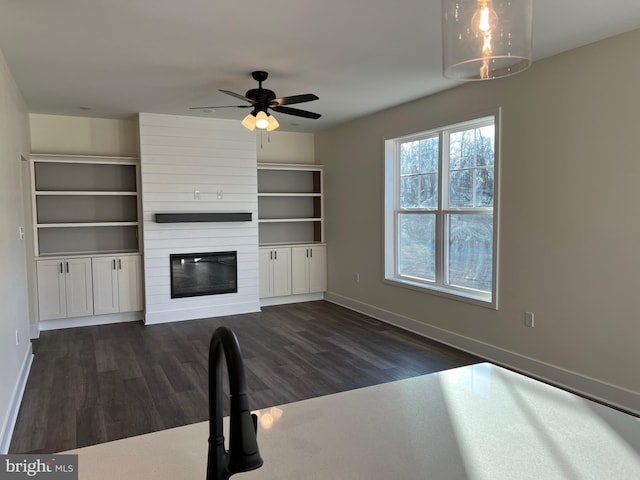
[0,455,77,480]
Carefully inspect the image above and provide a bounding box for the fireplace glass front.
[170,251,237,298]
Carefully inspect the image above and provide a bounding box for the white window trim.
[384,111,500,309]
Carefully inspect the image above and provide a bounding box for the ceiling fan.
[191,71,321,131]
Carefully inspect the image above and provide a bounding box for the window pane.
[419,173,438,208]
[449,170,473,207]
[449,166,494,208]
[474,167,494,207]
[476,125,494,167]
[400,175,420,208]
[398,213,435,281]
[419,137,439,172]
[449,125,494,170]
[449,131,470,170]
[447,214,493,292]
[400,141,420,174]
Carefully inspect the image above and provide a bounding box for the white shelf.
[257,163,323,245]
[37,250,140,259]
[30,154,141,256]
[35,191,138,196]
[37,222,139,228]
[30,154,138,165]
[259,241,325,247]
[258,193,321,197]
[259,218,321,223]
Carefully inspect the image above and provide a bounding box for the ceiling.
[1,1,639,133]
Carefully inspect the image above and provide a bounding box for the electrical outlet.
[524,312,535,328]
[19,226,25,240]
[193,190,201,200]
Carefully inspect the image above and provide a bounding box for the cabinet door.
[272,248,292,297]
[92,257,119,315]
[307,246,327,293]
[65,257,94,317]
[117,255,143,312]
[36,259,67,320]
[259,249,274,298]
[291,247,310,295]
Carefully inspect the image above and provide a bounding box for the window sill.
[383,277,497,310]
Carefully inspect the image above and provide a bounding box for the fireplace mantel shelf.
[154,212,252,223]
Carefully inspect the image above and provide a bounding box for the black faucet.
[207,326,263,480]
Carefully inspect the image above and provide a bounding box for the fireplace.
[170,251,238,299]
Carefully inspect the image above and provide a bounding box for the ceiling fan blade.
[272,105,322,119]
[189,105,251,110]
[271,93,319,106]
[219,89,255,103]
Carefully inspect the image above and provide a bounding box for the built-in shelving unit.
[257,163,326,305]
[257,163,323,246]
[30,154,144,326]
[30,154,141,257]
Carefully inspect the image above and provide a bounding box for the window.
[384,114,498,306]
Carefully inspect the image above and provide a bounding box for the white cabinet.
[92,254,143,315]
[36,257,93,320]
[291,245,327,295]
[259,248,292,298]
[36,254,142,322]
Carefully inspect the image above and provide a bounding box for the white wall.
[139,113,260,324]
[30,114,139,156]
[256,131,314,164]
[0,47,32,452]
[317,29,640,413]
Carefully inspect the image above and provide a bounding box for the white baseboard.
[260,292,324,307]
[0,346,33,454]
[144,301,261,325]
[29,324,39,339]
[325,291,640,416]
[38,311,143,331]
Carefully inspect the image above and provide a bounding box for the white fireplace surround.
[139,113,260,324]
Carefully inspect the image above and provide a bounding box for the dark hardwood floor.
[9,301,480,454]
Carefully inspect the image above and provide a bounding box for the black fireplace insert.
[170,251,237,298]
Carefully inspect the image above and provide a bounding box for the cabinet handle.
[270,251,273,260]
[60,262,63,274]
[310,248,313,258]
[118,259,122,270]
[274,251,277,260]
[66,262,69,273]
[113,259,117,270]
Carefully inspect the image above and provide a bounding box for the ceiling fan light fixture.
[255,110,270,130]
[442,0,533,81]
[266,113,279,132]
[241,112,257,131]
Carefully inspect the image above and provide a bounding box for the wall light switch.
[217,190,223,199]
[194,190,201,200]
[524,312,535,328]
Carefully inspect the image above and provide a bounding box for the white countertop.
[66,363,640,479]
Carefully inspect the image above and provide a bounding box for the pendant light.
[442,0,533,81]
[241,110,279,132]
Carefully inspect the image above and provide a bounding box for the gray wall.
[0,47,31,452]
[316,29,640,412]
